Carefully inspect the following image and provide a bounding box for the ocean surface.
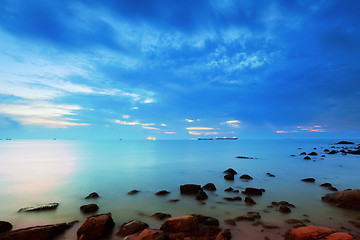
[0,139,359,239]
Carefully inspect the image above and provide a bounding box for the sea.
[0,139,359,239]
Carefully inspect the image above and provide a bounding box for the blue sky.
[0,0,359,139]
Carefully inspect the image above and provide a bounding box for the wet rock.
[80,204,99,214]
[18,203,59,212]
[0,221,12,234]
[151,213,171,220]
[304,156,311,160]
[203,183,216,191]
[77,213,115,240]
[278,201,296,208]
[322,189,360,210]
[337,141,355,145]
[326,232,354,240]
[223,197,242,201]
[308,152,318,156]
[180,184,202,194]
[124,229,165,240]
[224,174,234,181]
[321,155,325,157]
[301,178,315,182]
[267,173,275,177]
[224,187,234,192]
[279,205,292,213]
[291,155,296,157]
[328,150,339,154]
[242,188,263,196]
[245,196,256,205]
[235,212,260,222]
[324,149,330,152]
[85,192,100,199]
[0,222,72,240]
[284,225,337,240]
[300,152,307,155]
[196,189,208,201]
[160,215,199,233]
[224,219,236,226]
[117,220,149,236]
[223,168,237,175]
[192,214,219,226]
[128,190,140,195]
[329,187,338,191]
[320,183,332,188]
[347,149,360,155]
[155,190,170,196]
[216,229,232,240]
[236,156,254,159]
[240,174,253,180]
[169,199,179,203]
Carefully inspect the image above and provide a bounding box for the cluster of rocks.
[299,141,360,160]
[285,225,354,240]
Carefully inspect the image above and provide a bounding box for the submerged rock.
[224,174,234,181]
[303,156,311,160]
[242,188,263,196]
[223,168,237,175]
[0,221,12,234]
[18,203,59,212]
[223,197,242,201]
[155,190,170,196]
[236,156,254,159]
[301,178,315,182]
[77,213,115,240]
[85,192,100,199]
[267,173,275,177]
[117,220,149,236]
[224,219,236,226]
[128,190,140,195]
[180,184,202,194]
[151,213,171,221]
[224,187,234,192]
[308,152,318,156]
[337,141,355,145]
[322,189,360,210]
[279,205,291,213]
[80,204,99,214]
[203,183,216,191]
[240,174,253,180]
[245,196,256,205]
[196,189,208,201]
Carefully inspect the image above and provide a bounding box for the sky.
[0,0,359,140]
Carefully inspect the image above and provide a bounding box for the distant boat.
[216,137,238,140]
[147,137,156,141]
[198,137,213,140]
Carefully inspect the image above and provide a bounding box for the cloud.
[186,127,214,130]
[161,123,167,126]
[122,114,130,119]
[165,132,176,134]
[185,119,194,122]
[142,98,155,104]
[113,120,140,125]
[221,120,241,128]
[142,126,159,130]
[141,123,155,126]
[276,125,327,133]
[188,131,202,135]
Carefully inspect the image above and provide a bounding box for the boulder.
[223,197,242,201]
[155,190,170,196]
[285,225,337,240]
[160,215,198,233]
[301,178,315,183]
[326,232,354,240]
[320,183,333,188]
[321,189,360,210]
[203,183,216,191]
[245,196,256,205]
[192,214,219,226]
[128,190,140,195]
[267,173,275,177]
[77,213,115,240]
[18,203,59,212]
[279,205,291,213]
[180,184,202,195]
[117,220,149,237]
[224,219,236,226]
[224,174,234,181]
[337,141,355,145]
[300,152,307,155]
[85,192,100,199]
[216,229,232,240]
[242,188,263,196]
[0,221,12,234]
[240,174,253,180]
[308,152,318,156]
[151,213,171,220]
[196,189,208,201]
[223,168,237,175]
[304,156,311,160]
[124,229,165,240]
[0,223,72,240]
[80,204,99,214]
[224,187,234,192]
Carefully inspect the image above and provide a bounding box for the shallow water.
[0,139,359,239]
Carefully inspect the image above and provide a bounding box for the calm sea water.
[0,139,359,239]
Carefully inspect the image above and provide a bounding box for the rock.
[321,155,326,157]
[260,222,279,229]
[240,174,253,180]
[155,190,170,196]
[308,152,318,156]
[124,229,165,240]
[216,229,232,240]
[300,152,307,155]
[236,156,254,159]
[267,173,275,177]
[80,204,99,214]
[0,222,72,240]
[235,212,261,222]
[85,192,100,199]
[192,214,219,226]
[321,189,360,210]
[326,232,354,240]
[285,219,306,227]
[324,149,330,152]
[151,213,171,221]
[291,155,296,157]
[117,220,149,236]
[301,178,315,182]
[304,156,311,160]
[203,183,216,191]
[224,174,234,181]
[223,168,237,175]
[169,199,179,203]
[18,203,59,212]
[245,196,256,205]
[160,215,199,233]
[0,221,12,234]
[329,187,338,191]
[337,141,355,145]
[242,188,263,196]
[224,219,236,226]
[284,225,337,240]
[279,205,291,213]
[224,187,234,192]
[328,150,339,154]
[348,220,360,228]
[196,189,208,201]
[223,197,242,201]
[128,190,140,195]
[320,183,333,188]
[347,149,360,155]
[77,213,115,240]
[277,201,296,208]
[180,184,202,194]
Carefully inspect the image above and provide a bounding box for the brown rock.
[192,214,219,226]
[117,220,149,237]
[85,192,99,199]
[322,189,360,210]
[279,205,291,213]
[326,232,354,240]
[160,215,199,233]
[203,183,216,191]
[80,204,99,214]
[245,196,256,205]
[224,174,234,181]
[242,188,263,196]
[0,221,12,234]
[216,229,232,240]
[180,184,202,195]
[240,174,253,180]
[196,189,208,201]
[155,190,170,196]
[124,229,165,240]
[0,223,71,240]
[224,219,236,226]
[151,213,171,220]
[128,190,140,195]
[77,213,115,240]
[284,225,337,240]
[223,168,237,174]
[224,187,234,192]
